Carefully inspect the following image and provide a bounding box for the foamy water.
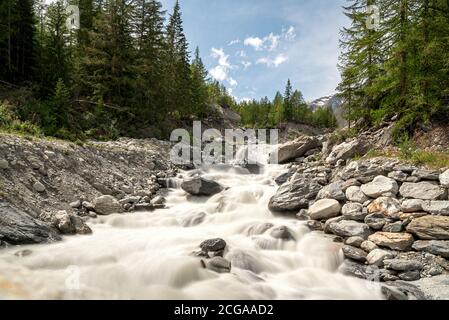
[0,149,383,300]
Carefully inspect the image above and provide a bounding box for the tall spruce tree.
[190,47,209,117]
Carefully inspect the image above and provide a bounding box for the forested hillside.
[338,0,449,140]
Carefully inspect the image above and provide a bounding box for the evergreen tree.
[283,79,293,121]
[190,47,209,117]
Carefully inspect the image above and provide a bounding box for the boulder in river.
[200,238,227,254]
[0,201,61,244]
[181,177,224,196]
[204,257,231,273]
[93,195,124,215]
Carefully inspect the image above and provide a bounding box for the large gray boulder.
[326,220,372,238]
[0,201,61,244]
[399,182,447,200]
[308,199,341,220]
[271,135,321,164]
[93,195,124,215]
[345,186,369,204]
[316,181,346,201]
[406,215,449,240]
[360,176,398,198]
[269,176,322,212]
[181,177,224,196]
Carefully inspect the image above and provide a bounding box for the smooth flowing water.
[0,149,383,300]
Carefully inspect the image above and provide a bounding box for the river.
[0,147,383,299]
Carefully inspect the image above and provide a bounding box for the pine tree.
[283,79,293,121]
[190,47,209,117]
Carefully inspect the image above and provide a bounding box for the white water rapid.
[0,146,383,300]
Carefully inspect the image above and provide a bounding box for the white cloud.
[209,66,228,81]
[241,61,252,69]
[211,47,231,68]
[238,50,247,58]
[243,37,264,51]
[283,26,296,41]
[256,54,288,67]
[228,77,238,87]
[228,39,240,46]
[264,33,280,51]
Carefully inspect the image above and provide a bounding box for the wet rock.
[345,236,364,248]
[82,201,95,211]
[384,259,423,271]
[342,245,367,262]
[360,176,398,198]
[93,195,124,215]
[268,176,322,212]
[339,260,370,279]
[366,249,395,266]
[0,159,9,169]
[412,240,449,258]
[326,220,372,238]
[0,201,61,244]
[308,199,341,220]
[399,182,447,200]
[342,202,366,221]
[133,203,153,211]
[412,169,440,181]
[296,209,309,221]
[119,196,141,205]
[204,257,231,273]
[181,177,224,196]
[367,197,402,218]
[439,169,449,188]
[227,250,261,274]
[14,249,33,257]
[272,135,321,164]
[70,200,81,209]
[316,181,346,201]
[270,226,294,240]
[422,201,449,215]
[406,215,449,240]
[368,232,414,251]
[388,171,408,182]
[345,186,369,204]
[54,210,92,235]
[399,271,421,282]
[150,195,166,206]
[274,172,293,185]
[200,238,226,253]
[401,199,424,213]
[360,240,378,253]
[246,223,274,236]
[306,220,323,231]
[33,181,46,193]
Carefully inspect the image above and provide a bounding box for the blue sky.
[161,0,349,101]
[49,0,349,101]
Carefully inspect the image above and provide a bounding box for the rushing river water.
[0,148,383,300]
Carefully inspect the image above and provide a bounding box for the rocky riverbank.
[0,134,177,246]
[268,127,449,300]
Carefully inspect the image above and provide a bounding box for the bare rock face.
[271,135,321,164]
[368,232,414,251]
[93,195,124,215]
[439,169,449,188]
[399,182,447,200]
[326,138,370,164]
[308,199,341,220]
[406,216,449,240]
[181,177,224,196]
[0,201,61,244]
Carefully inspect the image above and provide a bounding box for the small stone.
[365,213,389,230]
[14,249,32,257]
[82,201,95,211]
[346,236,365,248]
[384,259,424,271]
[345,186,369,204]
[93,195,124,215]
[326,220,372,238]
[0,159,9,170]
[383,221,404,233]
[270,226,294,240]
[33,181,46,193]
[399,271,421,282]
[412,169,440,181]
[366,249,395,266]
[200,238,226,253]
[367,197,402,218]
[342,245,367,262]
[360,176,399,198]
[361,240,378,253]
[368,232,414,251]
[388,171,408,182]
[316,181,346,201]
[342,202,366,221]
[401,199,424,213]
[296,209,308,221]
[308,199,341,220]
[306,220,323,231]
[70,200,81,209]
